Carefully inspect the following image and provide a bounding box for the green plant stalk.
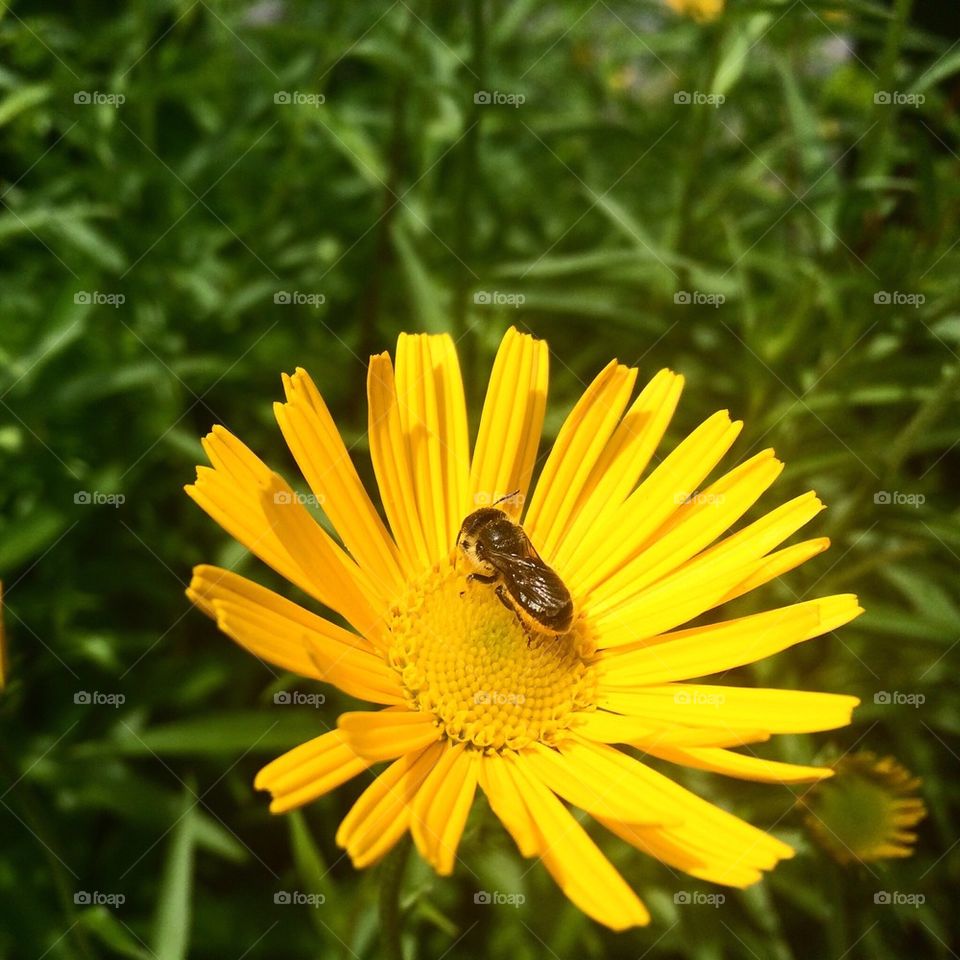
[858,0,915,182]
[379,834,413,960]
[453,0,486,382]
[883,361,960,479]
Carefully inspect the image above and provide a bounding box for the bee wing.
[485,551,571,618]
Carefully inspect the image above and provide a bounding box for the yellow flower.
[804,751,926,864]
[665,0,725,22]
[186,327,862,931]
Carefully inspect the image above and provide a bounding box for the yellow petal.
[573,709,770,748]
[565,410,742,593]
[521,742,675,825]
[552,369,684,570]
[505,753,650,930]
[590,491,828,644]
[717,537,830,605]
[187,566,402,703]
[254,730,368,814]
[597,817,765,887]
[597,594,864,679]
[410,741,480,875]
[274,368,405,597]
[337,741,445,868]
[256,473,385,642]
[597,684,860,735]
[431,335,471,539]
[646,745,834,783]
[524,360,637,557]
[559,738,793,869]
[367,352,432,572]
[337,708,441,762]
[585,449,783,610]
[394,333,469,561]
[478,751,540,857]
[186,427,334,603]
[469,326,549,509]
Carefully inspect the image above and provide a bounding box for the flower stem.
[379,834,413,960]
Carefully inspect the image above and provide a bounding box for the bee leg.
[467,572,499,584]
[495,585,533,641]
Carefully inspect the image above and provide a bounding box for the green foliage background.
[1,0,958,957]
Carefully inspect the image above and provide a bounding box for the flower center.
[387,560,598,751]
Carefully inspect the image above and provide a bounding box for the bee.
[456,493,574,641]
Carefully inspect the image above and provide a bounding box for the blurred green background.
[1,0,958,957]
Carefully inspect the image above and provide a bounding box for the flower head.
[665,0,725,22]
[186,327,862,930]
[803,751,926,864]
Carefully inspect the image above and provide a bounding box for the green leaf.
[79,710,323,757]
[151,786,197,960]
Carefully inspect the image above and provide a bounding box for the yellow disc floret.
[388,560,598,751]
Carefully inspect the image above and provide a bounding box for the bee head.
[456,507,505,575]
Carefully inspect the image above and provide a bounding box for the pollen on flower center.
[387,560,599,751]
